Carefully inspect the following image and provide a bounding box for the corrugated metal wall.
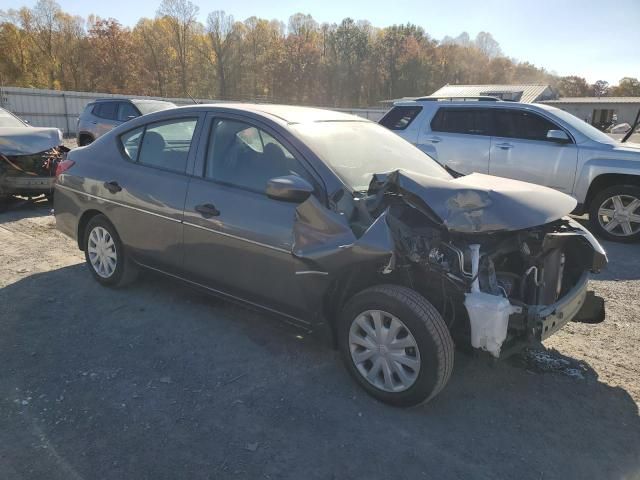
[0,86,386,136]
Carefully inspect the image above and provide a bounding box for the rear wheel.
[78,134,94,146]
[83,215,137,287]
[338,285,454,407]
[589,185,640,243]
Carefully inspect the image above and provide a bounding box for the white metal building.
[429,84,558,103]
[540,97,640,127]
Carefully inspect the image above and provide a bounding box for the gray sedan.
[54,104,606,406]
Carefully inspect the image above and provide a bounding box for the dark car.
[54,104,607,406]
[76,98,176,146]
[0,107,68,204]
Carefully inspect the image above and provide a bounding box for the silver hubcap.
[598,194,640,237]
[349,310,421,393]
[87,226,117,278]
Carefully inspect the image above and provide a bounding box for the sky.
[3,0,639,85]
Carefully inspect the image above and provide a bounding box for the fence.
[0,86,387,136]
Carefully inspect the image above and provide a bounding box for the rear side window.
[137,119,197,173]
[380,106,423,130]
[431,108,490,135]
[117,102,139,122]
[120,118,197,173]
[93,102,118,120]
[493,109,561,141]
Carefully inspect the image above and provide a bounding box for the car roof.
[164,103,369,125]
[93,98,173,104]
[393,98,553,112]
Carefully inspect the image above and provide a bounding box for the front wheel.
[589,185,640,243]
[83,214,137,287]
[338,285,454,407]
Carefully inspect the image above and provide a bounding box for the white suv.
[380,97,640,242]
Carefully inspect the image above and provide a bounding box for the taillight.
[55,159,75,177]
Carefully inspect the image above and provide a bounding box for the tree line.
[1,0,638,107]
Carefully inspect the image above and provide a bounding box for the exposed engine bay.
[293,169,607,358]
[0,126,68,199]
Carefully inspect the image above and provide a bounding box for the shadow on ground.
[1,264,638,480]
[0,196,51,223]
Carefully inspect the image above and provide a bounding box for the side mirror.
[547,129,570,143]
[266,175,313,203]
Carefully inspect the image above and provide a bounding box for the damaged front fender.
[292,196,395,273]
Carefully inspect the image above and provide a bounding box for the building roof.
[430,84,552,103]
[542,97,640,104]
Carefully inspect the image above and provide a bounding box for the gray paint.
[54,103,606,335]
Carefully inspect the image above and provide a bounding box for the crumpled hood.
[368,170,578,233]
[0,127,63,156]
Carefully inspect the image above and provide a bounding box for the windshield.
[0,108,27,127]
[290,121,451,191]
[132,100,176,115]
[545,107,618,144]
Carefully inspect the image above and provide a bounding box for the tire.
[589,184,640,243]
[338,284,454,407]
[78,134,94,147]
[83,214,137,287]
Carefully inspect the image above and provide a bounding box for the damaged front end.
[0,127,68,199]
[295,169,607,358]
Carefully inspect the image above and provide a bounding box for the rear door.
[182,113,321,320]
[93,103,121,138]
[104,113,203,274]
[488,108,578,193]
[418,106,491,174]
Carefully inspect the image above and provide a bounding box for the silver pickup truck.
[381,97,640,242]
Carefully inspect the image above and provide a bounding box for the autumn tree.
[557,75,590,97]
[157,0,199,96]
[611,77,640,96]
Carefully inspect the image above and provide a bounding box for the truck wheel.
[589,185,640,243]
[83,214,137,287]
[338,285,454,407]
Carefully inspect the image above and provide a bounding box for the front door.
[488,108,578,194]
[182,114,320,320]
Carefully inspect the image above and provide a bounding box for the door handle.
[103,181,122,193]
[195,203,220,218]
[91,121,97,124]
[495,143,513,150]
[428,136,442,143]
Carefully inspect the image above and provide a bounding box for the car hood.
[0,127,63,156]
[368,170,578,234]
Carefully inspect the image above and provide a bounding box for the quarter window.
[380,106,423,130]
[430,108,490,135]
[205,119,304,192]
[493,110,561,141]
[120,127,144,161]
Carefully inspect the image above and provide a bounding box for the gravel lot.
[1,199,639,480]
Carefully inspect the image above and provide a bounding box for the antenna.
[187,93,200,105]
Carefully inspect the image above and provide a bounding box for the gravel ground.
[1,200,639,480]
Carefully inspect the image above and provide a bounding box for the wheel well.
[77,209,103,250]
[78,133,94,145]
[321,265,446,346]
[585,174,640,211]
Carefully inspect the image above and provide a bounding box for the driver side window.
[205,119,307,193]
